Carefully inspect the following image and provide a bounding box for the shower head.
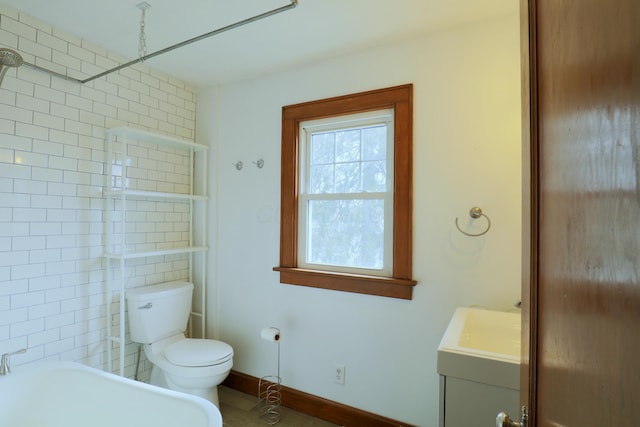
[0,48,24,86]
[0,48,23,67]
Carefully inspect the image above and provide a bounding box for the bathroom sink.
[437,307,521,389]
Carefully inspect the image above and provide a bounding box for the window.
[298,110,394,276]
[274,85,416,299]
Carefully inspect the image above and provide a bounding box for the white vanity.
[437,307,521,427]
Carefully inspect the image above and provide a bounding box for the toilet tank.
[126,281,194,344]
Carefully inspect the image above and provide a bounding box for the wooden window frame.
[274,84,417,299]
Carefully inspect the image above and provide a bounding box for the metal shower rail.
[22,0,298,84]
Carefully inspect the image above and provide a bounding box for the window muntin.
[298,110,394,276]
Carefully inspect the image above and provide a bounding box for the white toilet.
[126,281,233,407]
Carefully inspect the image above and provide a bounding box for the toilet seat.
[165,339,233,367]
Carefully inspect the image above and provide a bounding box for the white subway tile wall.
[0,5,198,379]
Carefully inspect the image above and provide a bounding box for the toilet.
[126,281,233,407]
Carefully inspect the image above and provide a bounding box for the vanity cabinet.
[103,127,208,376]
[439,374,519,427]
[437,307,521,427]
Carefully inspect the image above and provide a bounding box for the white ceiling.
[0,0,517,87]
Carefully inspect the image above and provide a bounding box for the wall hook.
[233,161,243,171]
[455,206,491,237]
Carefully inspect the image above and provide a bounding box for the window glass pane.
[362,160,386,192]
[311,132,334,165]
[309,164,334,194]
[307,199,384,270]
[362,125,387,161]
[335,162,361,193]
[335,129,361,162]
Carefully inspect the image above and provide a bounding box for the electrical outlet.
[334,364,345,385]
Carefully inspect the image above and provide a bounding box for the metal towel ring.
[455,207,491,237]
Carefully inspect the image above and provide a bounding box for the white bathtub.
[0,360,223,427]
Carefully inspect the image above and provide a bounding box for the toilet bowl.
[126,281,234,407]
[144,333,233,406]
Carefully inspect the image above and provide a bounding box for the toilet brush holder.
[258,327,281,425]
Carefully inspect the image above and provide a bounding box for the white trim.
[297,109,394,277]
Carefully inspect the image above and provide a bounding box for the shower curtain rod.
[22,0,298,84]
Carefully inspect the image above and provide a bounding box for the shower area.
[0,0,299,377]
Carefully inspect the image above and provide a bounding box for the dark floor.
[218,385,341,427]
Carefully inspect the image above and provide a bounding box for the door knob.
[496,406,528,427]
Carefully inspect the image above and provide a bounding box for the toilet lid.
[165,339,233,367]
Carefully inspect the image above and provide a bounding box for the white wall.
[198,12,521,427]
[0,5,197,378]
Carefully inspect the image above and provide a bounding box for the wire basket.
[258,375,281,424]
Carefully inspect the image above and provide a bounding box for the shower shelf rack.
[103,126,208,376]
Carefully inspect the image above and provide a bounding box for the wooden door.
[522,0,640,425]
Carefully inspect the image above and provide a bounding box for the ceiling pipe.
[21,0,298,84]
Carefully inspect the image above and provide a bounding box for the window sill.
[273,267,417,300]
